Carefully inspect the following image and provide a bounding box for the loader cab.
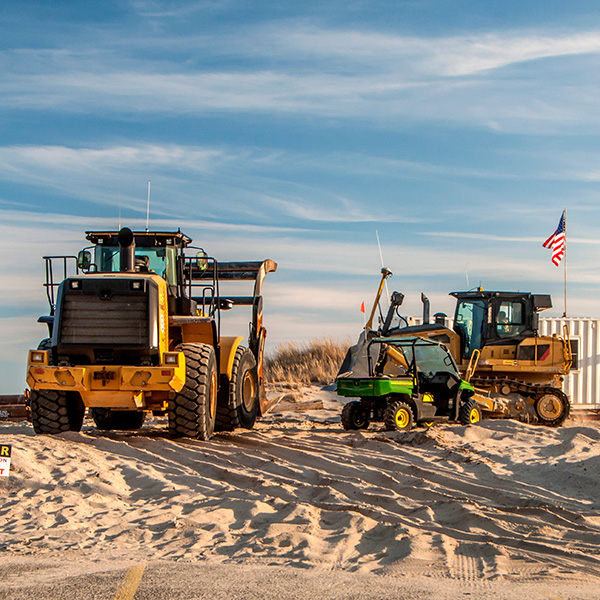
[84,229,211,317]
[451,291,551,359]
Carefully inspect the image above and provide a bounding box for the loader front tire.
[216,347,259,431]
[91,408,146,431]
[30,389,85,435]
[168,343,218,440]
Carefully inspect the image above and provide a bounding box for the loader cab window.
[95,245,178,286]
[496,301,526,338]
[454,299,486,358]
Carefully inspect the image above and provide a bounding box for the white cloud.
[3,26,600,132]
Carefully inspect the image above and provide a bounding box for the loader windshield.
[95,245,178,285]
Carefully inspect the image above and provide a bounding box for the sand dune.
[0,385,599,586]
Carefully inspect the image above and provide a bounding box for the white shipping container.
[540,317,600,410]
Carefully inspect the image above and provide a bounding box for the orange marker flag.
[360,301,365,313]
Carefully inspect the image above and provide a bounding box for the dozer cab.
[340,269,571,427]
[337,336,482,431]
[26,227,277,439]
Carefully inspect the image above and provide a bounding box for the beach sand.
[0,386,599,597]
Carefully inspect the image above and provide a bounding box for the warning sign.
[0,444,11,477]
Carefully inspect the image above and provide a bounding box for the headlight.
[164,353,179,365]
[30,351,46,363]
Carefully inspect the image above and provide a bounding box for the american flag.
[543,210,566,266]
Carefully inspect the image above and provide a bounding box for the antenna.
[118,184,121,229]
[375,230,390,306]
[146,181,151,232]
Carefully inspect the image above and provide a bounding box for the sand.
[0,385,599,596]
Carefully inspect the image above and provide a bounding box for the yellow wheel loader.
[339,269,571,426]
[26,227,277,439]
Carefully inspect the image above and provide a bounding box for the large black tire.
[216,347,259,431]
[91,408,146,431]
[37,338,52,351]
[168,343,218,440]
[459,399,482,425]
[30,389,85,434]
[384,401,414,431]
[535,392,570,427]
[341,401,370,430]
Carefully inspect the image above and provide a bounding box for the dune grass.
[264,338,352,385]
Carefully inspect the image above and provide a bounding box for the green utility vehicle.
[337,336,482,431]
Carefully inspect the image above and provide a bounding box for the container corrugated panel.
[540,317,600,409]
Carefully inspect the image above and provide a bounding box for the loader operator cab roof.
[85,230,195,287]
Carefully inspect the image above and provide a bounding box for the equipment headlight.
[30,351,46,363]
[164,353,179,365]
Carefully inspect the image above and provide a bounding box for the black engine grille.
[60,292,149,346]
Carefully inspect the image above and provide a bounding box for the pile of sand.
[0,386,599,584]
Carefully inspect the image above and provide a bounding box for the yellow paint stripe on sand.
[113,564,146,600]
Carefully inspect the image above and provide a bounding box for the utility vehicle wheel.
[30,389,85,434]
[341,401,370,430]
[216,347,259,431]
[384,401,414,431]
[535,392,570,427]
[168,343,218,440]
[91,408,146,431]
[459,400,482,425]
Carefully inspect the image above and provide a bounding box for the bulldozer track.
[471,377,570,426]
[471,377,568,401]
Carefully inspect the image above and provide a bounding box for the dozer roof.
[450,290,552,310]
[85,230,192,248]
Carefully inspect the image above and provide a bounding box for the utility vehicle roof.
[85,230,193,247]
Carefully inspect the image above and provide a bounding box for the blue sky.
[2,1,600,393]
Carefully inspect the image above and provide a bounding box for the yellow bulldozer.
[339,269,572,426]
[26,227,277,439]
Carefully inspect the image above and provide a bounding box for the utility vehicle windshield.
[402,344,458,377]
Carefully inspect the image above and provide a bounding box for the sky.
[2,0,600,393]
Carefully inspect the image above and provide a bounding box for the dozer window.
[95,246,177,284]
[455,300,486,357]
[496,301,526,338]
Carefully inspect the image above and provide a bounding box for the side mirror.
[196,250,208,271]
[77,250,92,271]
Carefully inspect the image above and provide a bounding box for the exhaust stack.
[118,227,135,272]
[421,293,430,325]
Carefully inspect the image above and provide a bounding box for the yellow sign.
[0,444,11,477]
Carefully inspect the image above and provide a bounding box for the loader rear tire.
[459,400,482,425]
[341,401,370,430]
[216,347,259,431]
[30,389,85,435]
[168,343,218,440]
[91,408,146,431]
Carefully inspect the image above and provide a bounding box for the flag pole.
[563,208,567,317]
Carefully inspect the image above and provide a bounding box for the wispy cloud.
[3,25,600,131]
